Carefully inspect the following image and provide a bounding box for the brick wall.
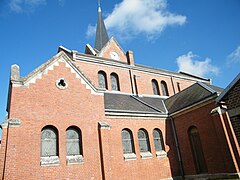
[1,61,179,179]
[224,80,240,145]
[173,101,239,175]
[225,80,240,110]
[74,60,197,97]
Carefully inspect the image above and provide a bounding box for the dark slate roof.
[94,7,109,51]
[104,93,167,115]
[203,83,224,94]
[164,83,218,114]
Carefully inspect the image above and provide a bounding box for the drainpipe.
[2,122,9,180]
[170,76,176,95]
[129,69,135,95]
[170,116,185,179]
[133,75,139,96]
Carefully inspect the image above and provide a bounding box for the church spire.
[94,0,109,51]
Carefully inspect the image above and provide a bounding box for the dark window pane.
[189,127,208,174]
[161,81,169,96]
[66,127,81,156]
[138,129,150,152]
[122,129,134,154]
[98,71,107,89]
[111,73,119,91]
[152,80,160,95]
[153,129,164,151]
[41,127,58,157]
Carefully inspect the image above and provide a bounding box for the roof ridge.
[197,82,216,94]
[130,95,163,113]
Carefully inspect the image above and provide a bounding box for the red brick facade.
[0,43,239,179]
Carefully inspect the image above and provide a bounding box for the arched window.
[152,79,160,95]
[66,126,82,156]
[138,129,150,152]
[110,73,120,91]
[177,82,181,92]
[161,81,169,96]
[41,126,58,157]
[98,71,108,89]
[121,129,135,154]
[188,126,208,174]
[153,129,165,151]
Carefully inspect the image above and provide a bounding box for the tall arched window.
[41,126,58,157]
[110,73,120,91]
[152,79,160,95]
[138,129,150,152]
[66,126,82,156]
[153,129,165,151]
[161,81,169,96]
[188,126,208,174]
[122,129,135,154]
[98,71,108,89]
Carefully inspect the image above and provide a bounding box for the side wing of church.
[0,5,239,180]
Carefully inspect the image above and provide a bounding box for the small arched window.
[153,129,165,151]
[152,79,160,95]
[161,81,169,96]
[98,71,108,89]
[66,126,82,156]
[121,129,135,154]
[177,82,181,92]
[41,126,58,157]
[110,73,120,91]
[138,129,150,152]
[188,126,208,174]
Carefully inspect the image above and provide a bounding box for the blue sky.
[0,0,240,124]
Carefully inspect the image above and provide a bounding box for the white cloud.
[176,52,219,77]
[227,46,240,64]
[104,0,186,39]
[9,0,46,13]
[9,0,64,13]
[86,24,96,38]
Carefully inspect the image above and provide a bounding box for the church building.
[0,4,239,180]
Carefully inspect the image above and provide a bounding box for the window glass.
[161,81,169,96]
[41,126,58,157]
[122,129,134,154]
[98,71,107,89]
[111,73,120,91]
[138,129,150,152]
[153,129,164,151]
[189,126,208,174]
[152,79,160,95]
[66,127,81,156]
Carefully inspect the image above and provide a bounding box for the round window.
[56,78,68,90]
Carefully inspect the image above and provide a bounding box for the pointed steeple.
[94,1,109,51]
